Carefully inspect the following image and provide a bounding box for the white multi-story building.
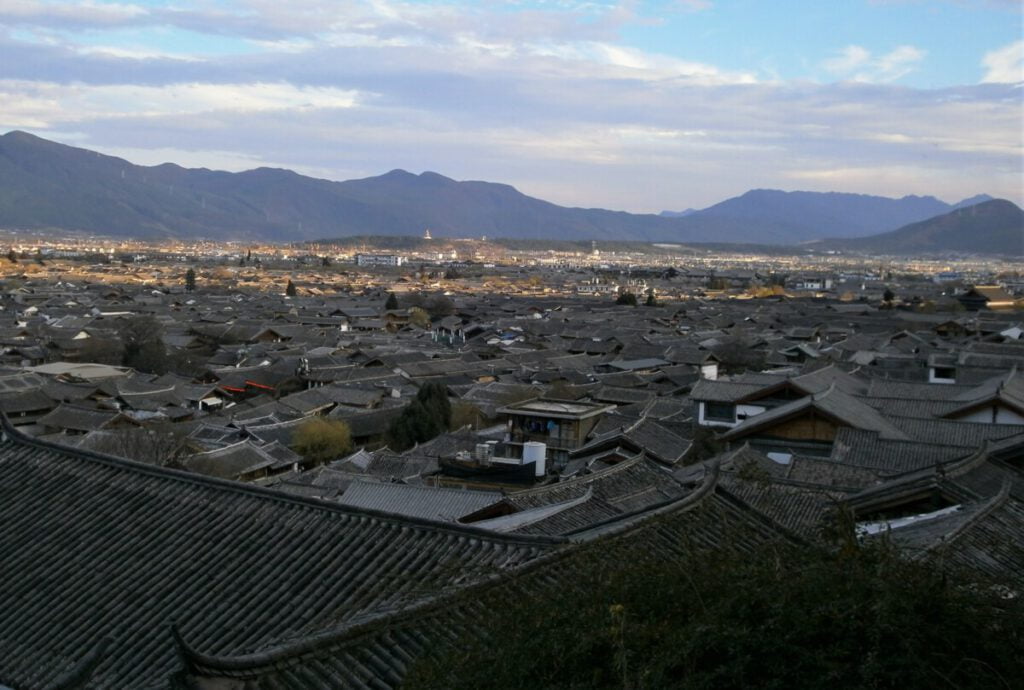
[355,253,406,267]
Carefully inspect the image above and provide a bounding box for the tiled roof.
[0,423,560,689]
[337,482,501,521]
[722,386,910,442]
[498,454,690,535]
[177,468,788,689]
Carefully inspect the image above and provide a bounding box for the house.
[718,385,908,459]
[497,398,616,465]
[957,285,1016,311]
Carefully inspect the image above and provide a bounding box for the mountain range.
[817,199,1023,256]
[0,130,1018,253]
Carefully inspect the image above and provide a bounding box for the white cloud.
[529,41,758,84]
[671,0,713,11]
[872,45,925,82]
[0,80,362,128]
[824,44,925,83]
[0,2,1019,210]
[823,45,871,74]
[0,0,148,25]
[981,40,1024,83]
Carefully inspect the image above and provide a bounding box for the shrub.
[407,539,1024,690]
[291,418,352,464]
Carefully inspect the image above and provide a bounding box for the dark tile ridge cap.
[175,461,743,678]
[565,458,722,541]
[520,451,648,497]
[175,533,581,675]
[843,443,998,508]
[720,467,864,495]
[0,413,567,547]
[43,636,113,690]
[878,442,992,484]
[927,476,1013,554]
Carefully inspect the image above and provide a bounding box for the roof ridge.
[926,477,1012,553]
[174,460,736,675]
[813,381,838,400]
[514,451,646,495]
[0,413,567,547]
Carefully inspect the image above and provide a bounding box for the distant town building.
[355,253,406,267]
[576,277,619,295]
[957,285,1015,311]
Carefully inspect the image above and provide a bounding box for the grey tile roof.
[337,482,501,521]
[576,416,691,465]
[886,415,1024,448]
[495,454,690,535]
[722,386,910,442]
[36,403,133,433]
[177,467,788,688]
[690,378,771,402]
[0,424,560,689]
[831,428,966,473]
[183,439,299,479]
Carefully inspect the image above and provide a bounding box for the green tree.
[77,336,125,366]
[285,279,297,297]
[425,294,456,319]
[418,382,451,430]
[407,538,1024,690]
[117,315,168,375]
[408,307,431,329]
[883,287,896,305]
[615,291,638,306]
[386,383,452,450]
[385,292,399,310]
[450,401,483,430]
[644,289,657,307]
[685,425,723,463]
[184,267,196,293]
[6,249,17,264]
[712,337,767,375]
[291,417,352,465]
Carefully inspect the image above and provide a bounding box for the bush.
[386,383,452,450]
[407,539,1024,690]
[117,315,168,375]
[291,418,352,464]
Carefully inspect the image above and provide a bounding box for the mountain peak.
[952,194,995,210]
[419,171,453,182]
[381,168,415,178]
[824,198,1023,256]
[2,130,39,141]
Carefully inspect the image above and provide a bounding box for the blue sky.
[1,0,1021,212]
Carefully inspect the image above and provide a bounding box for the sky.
[1,0,1022,212]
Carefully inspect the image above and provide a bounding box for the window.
[705,402,736,423]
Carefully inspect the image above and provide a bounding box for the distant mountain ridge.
[819,199,1024,256]
[0,130,1008,249]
